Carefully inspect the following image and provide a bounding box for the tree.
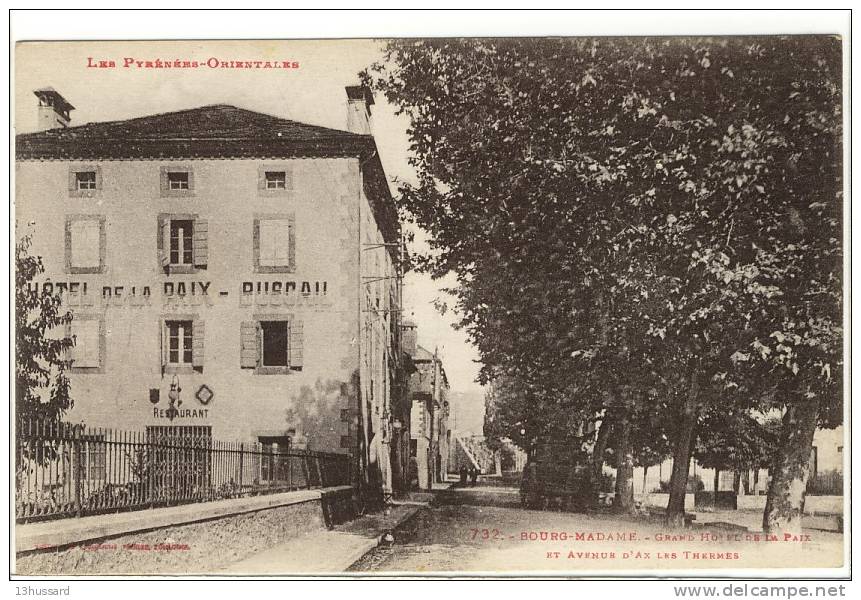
[15,235,74,431]
[694,409,780,494]
[365,36,842,528]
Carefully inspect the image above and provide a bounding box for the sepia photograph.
[9,11,850,583]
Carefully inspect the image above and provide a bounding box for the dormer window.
[265,171,287,190]
[168,171,190,190]
[75,171,97,190]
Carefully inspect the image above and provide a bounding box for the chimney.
[402,319,418,357]
[33,87,74,131]
[345,85,374,135]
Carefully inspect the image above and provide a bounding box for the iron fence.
[15,419,353,523]
[807,470,843,496]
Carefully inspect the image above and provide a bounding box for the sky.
[14,39,485,395]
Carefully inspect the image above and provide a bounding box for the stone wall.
[17,500,325,575]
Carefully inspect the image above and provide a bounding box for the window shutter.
[240,321,259,368]
[159,319,166,373]
[64,219,72,273]
[252,219,261,270]
[71,320,101,368]
[192,319,205,368]
[193,219,208,268]
[70,220,100,269]
[98,216,107,271]
[274,220,290,266]
[159,217,171,267]
[288,215,296,271]
[289,318,303,369]
[284,166,294,191]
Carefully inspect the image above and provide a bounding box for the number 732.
[470,528,502,540]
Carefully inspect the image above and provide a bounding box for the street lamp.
[167,374,182,421]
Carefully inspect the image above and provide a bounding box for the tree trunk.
[591,412,613,490]
[612,395,634,513]
[733,470,742,495]
[713,468,720,495]
[666,375,700,527]
[763,398,820,535]
[643,465,649,496]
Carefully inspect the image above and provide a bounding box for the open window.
[157,214,207,273]
[160,317,205,373]
[240,316,303,373]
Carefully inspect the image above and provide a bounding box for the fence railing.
[807,470,843,496]
[15,419,353,523]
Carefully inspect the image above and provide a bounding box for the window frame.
[75,171,98,191]
[161,315,203,374]
[169,219,195,267]
[65,214,106,275]
[264,171,287,190]
[68,165,102,198]
[257,164,294,197]
[167,171,191,191]
[157,213,206,275]
[165,319,194,367]
[66,313,105,374]
[253,213,296,274]
[159,165,195,198]
[260,320,290,370]
[250,313,300,375]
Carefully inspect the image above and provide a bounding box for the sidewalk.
[222,503,423,574]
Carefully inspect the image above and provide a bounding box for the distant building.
[402,321,450,489]
[633,425,845,498]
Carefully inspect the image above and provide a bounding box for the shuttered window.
[240,321,259,369]
[69,319,101,369]
[167,320,193,365]
[253,213,295,273]
[70,220,100,268]
[66,215,105,274]
[259,219,290,267]
[158,214,207,272]
[161,317,204,372]
[240,317,303,372]
[170,221,194,266]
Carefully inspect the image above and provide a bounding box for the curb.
[344,504,424,570]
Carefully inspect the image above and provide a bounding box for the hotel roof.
[15,104,399,244]
[15,104,376,161]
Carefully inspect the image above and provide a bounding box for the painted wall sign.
[241,280,327,296]
[31,278,332,309]
[152,407,210,419]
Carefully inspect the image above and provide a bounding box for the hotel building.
[16,86,405,501]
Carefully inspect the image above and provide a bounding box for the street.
[349,487,844,574]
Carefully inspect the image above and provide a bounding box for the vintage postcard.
[11,30,849,580]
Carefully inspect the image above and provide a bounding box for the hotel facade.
[15,87,406,502]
